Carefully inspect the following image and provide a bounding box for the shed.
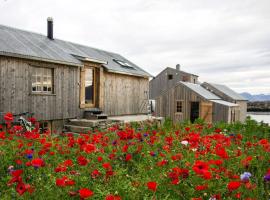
[155,81,241,123]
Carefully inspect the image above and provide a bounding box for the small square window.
[168,74,173,80]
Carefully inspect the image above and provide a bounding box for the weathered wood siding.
[155,83,208,123]
[0,56,80,121]
[103,71,149,116]
[236,101,247,122]
[212,103,229,122]
[201,82,247,122]
[149,68,198,99]
[154,83,239,123]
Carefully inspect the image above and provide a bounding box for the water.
[247,112,270,124]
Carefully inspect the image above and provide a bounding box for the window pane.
[43,85,48,92]
[32,67,53,93]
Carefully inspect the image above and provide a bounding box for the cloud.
[0,0,269,94]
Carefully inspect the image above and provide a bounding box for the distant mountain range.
[240,92,270,102]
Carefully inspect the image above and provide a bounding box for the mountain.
[240,92,270,102]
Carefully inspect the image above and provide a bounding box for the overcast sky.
[0,0,269,94]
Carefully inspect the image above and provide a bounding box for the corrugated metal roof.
[0,24,151,77]
[205,83,247,101]
[179,81,221,100]
[210,99,239,107]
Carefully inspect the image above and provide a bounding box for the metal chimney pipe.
[47,17,53,40]
[176,64,180,71]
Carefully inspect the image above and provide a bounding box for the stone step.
[64,125,93,133]
[68,119,111,127]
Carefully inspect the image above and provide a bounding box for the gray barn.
[0,19,151,132]
[150,66,247,123]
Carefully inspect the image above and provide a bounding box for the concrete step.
[68,119,111,127]
[64,125,93,133]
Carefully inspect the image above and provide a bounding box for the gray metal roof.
[205,82,247,101]
[0,24,151,77]
[210,99,239,107]
[179,81,221,100]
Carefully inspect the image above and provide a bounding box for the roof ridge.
[0,23,122,57]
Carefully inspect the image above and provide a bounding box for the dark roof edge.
[0,51,83,67]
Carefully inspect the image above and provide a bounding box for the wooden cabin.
[150,66,247,123]
[0,19,151,132]
[201,82,247,122]
[149,65,198,99]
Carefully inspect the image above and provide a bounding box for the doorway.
[85,68,94,105]
[190,102,199,123]
[80,66,97,108]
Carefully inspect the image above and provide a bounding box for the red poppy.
[147,181,157,191]
[4,112,13,122]
[105,194,122,200]
[31,158,44,168]
[77,156,88,166]
[125,154,132,161]
[192,160,209,175]
[91,169,101,179]
[195,184,208,191]
[78,188,94,199]
[16,182,27,196]
[63,159,73,167]
[227,181,241,191]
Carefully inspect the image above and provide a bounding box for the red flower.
[125,154,132,161]
[97,156,103,162]
[103,162,112,170]
[79,188,94,199]
[195,184,208,191]
[77,156,88,166]
[31,158,44,168]
[105,194,122,200]
[16,182,28,196]
[91,169,101,179]
[147,181,157,191]
[4,112,13,122]
[227,181,241,191]
[192,160,209,175]
[63,159,73,167]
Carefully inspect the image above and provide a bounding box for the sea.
[247,112,270,124]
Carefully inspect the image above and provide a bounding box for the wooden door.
[200,101,213,123]
[80,67,97,108]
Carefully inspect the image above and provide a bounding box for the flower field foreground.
[0,114,270,199]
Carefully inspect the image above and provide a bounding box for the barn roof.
[0,24,151,77]
[204,82,247,101]
[210,99,239,107]
[179,81,221,100]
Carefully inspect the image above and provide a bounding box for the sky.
[0,0,269,94]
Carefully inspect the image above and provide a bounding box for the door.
[85,68,94,105]
[80,67,96,108]
[190,102,199,123]
[200,102,213,123]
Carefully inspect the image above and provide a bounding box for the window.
[113,59,135,69]
[168,74,173,80]
[176,100,183,113]
[32,67,53,93]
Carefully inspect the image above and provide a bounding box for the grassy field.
[0,114,270,199]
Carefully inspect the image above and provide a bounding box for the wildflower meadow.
[0,113,270,199]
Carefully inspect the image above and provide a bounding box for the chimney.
[176,64,180,71]
[47,17,53,40]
